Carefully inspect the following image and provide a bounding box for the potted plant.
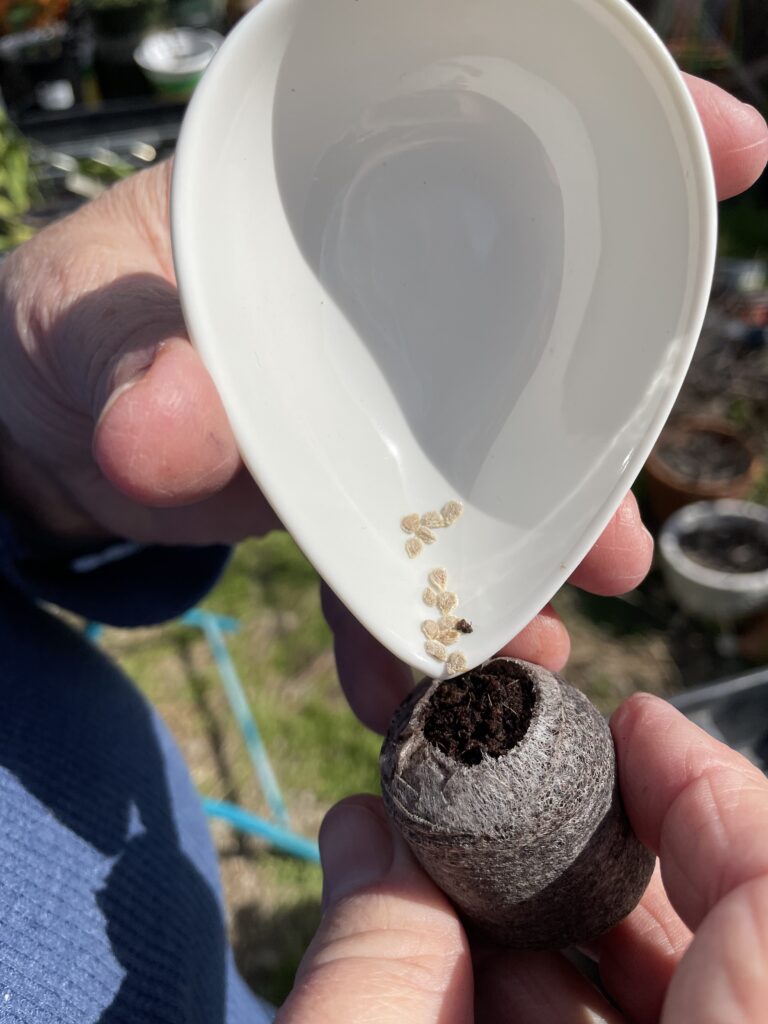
[644,415,761,523]
[0,113,39,252]
[658,500,768,625]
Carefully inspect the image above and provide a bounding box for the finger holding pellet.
[592,864,691,1024]
[568,491,654,597]
[612,694,768,930]
[612,695,768,1024]
[277,795,473,1024]
[473,946,627,1024]
[496,604,571,672]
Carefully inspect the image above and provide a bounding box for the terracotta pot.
[739,611,768,663]
[644,416,761,525]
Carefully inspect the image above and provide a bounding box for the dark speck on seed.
[455,619,473,634]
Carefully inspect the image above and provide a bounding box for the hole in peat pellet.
[423,660,536,766]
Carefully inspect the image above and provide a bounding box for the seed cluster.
[401,501,464,559]
[421,567,469,675]
[401,501,470,676]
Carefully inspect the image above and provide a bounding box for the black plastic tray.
[669,667,768,773]
[18,97,185,157]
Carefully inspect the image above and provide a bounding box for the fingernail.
[611,692,658,732]
[618,495,640,526]
[95,343,160,423]
[320,800,394,909]
[114,343,159,390]
[739,101,768,134]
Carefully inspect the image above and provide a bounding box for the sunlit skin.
[0,74,767,1022]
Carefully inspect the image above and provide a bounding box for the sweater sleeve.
[0,512,230,627]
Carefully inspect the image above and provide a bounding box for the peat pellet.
[380,657,655,950]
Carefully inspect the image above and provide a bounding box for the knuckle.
[661,763,768,916]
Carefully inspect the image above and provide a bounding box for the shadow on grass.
[570,589,660,637]
[232,896,322,1007]
[665,616,748,689]
[251,542,331,680]
[207,533,331,679]
[174,631,257,859]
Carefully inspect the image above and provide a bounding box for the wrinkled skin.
[1,73,767,1023]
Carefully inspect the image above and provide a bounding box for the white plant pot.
[659,500,768,624]
[134,29,222,97]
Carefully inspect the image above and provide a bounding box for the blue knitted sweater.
[0,517,273,1023]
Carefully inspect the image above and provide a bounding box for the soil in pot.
[657,430,753,483]
[680,520,768,573]
[423,660,536,765]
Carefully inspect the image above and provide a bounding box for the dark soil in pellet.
[657,430,752,482]
[424,660,536,766]
[681,520,768,573]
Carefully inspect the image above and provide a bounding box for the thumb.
[93,335,240,507]
[277,796,472,1024]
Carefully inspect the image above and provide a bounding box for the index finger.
[684,74,768,200]
[611,693,768,932]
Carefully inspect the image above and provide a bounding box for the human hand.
[275,695,768,1023]
[0,76,765,726]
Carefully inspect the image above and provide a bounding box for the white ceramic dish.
[172,0,717,676]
